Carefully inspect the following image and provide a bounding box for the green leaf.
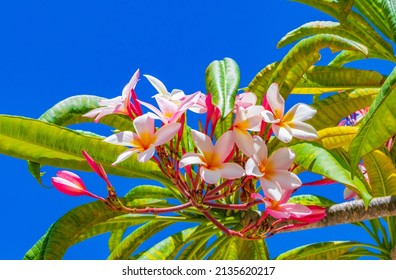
[236,239,269,260]
[328,50,371,67]
[108,229,126,253]
[277,21,360,49]
[354,0,394,41]
[270,34,368,99]
[276,241,362,260]
[125,185,175,200]
[137,227,197,260]
[207,235,234,260]
[363,150,396,197]
[315,126,358,149]
[23,227,52,260]
[350,66,396,171]
[177,236,211,260]
[287,194,336,208]
[27,161,48,187]
[292,66,384,94]
[33,201,123,259]
[310,88,378,131]
[291,0,354,22]
[0,115,171,186]
[39,95,134,131]
[205,57,240,119]
[247,62,279,104]
[382,0,396,43]
[290,142,372,206]
[108,221,173,260]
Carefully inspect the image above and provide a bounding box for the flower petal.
[82,150,111,185]
[288,121,318,140]
[137,146,156,162]
[122,69,140,98]
[260,177,283,201]
[234,128,255,157]
[266,83,284,118]
[245,158,264,177]
[134,114,155,139]
[213,130,235,163]
[153,122,181,146]
[112,149,139,165]
[52,176,88,196]
[272,124,293,143]
[200,167,221,184]
[56,170,86,190]
[269,170,302,190]
[179,153,206,168]
[104,131,137,147]
[282,203,312,218]
[261,110,278,123]
[218,162,245,180]
[191,130,214,160]
[252,136,268,164]
[283,103,316,122]
[267,147,295,170]
[144,74,168,96]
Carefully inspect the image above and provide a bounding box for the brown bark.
[281,196,396,232]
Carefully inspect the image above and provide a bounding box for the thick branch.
[281,196,396,233]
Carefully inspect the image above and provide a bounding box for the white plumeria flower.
[179,130,245,184]
[104,114,180,164]
[144,74,186,102]
[235,91,257,109]
[83,69,140,121]
[261,83,317,143]
[232,105,264,157]
[246,136,302,201]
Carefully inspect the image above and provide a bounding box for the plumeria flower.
[261,83,317,143]
[83,69,142,121]
[179,130,245,184]
[252,191,326,222]
[232,105,264,157]
[51,170,104,200]
[144,74,186,102]
[246,136,301,201]
[235,91,257,109]
[104,114,181,164]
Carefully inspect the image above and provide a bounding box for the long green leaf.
[270,34,368,99]
[277,21,360,49]
[382,0,396,43]
[236,239,269,260]
[292,66,384,94]
[291,0,354,21]
[108,229,126,253]
[39,95,134,131]
[137,227,197,260]
[290,142,372,205]
[276,241,364,260]
[363,150,396,197]
[125,185,175,200]
[354,0,394,41]
[205,57,240,119]
[328,50,370,67]
[350,66,396,171]
[108,221,172,260]
[315,126,358,149]
[247,62,279,104]
[0,115,171,186]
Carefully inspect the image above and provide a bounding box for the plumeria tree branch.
[277,196,396,233]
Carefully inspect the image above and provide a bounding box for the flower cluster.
[51,69,326,239]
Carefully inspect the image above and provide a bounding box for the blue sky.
[0,0,394,260]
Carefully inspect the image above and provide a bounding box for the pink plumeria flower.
[235,91,257,109]
[246,136,301,201]
[144,74,186,103]
[83,69,141,121]
[139,92,200,124]
[104,114,181,164]
[232,105,264,157]
[82,150,112,186]
[51,170,104,200]
[252,191,326,222]
[261,83,317,143]
[179,130,245,184]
